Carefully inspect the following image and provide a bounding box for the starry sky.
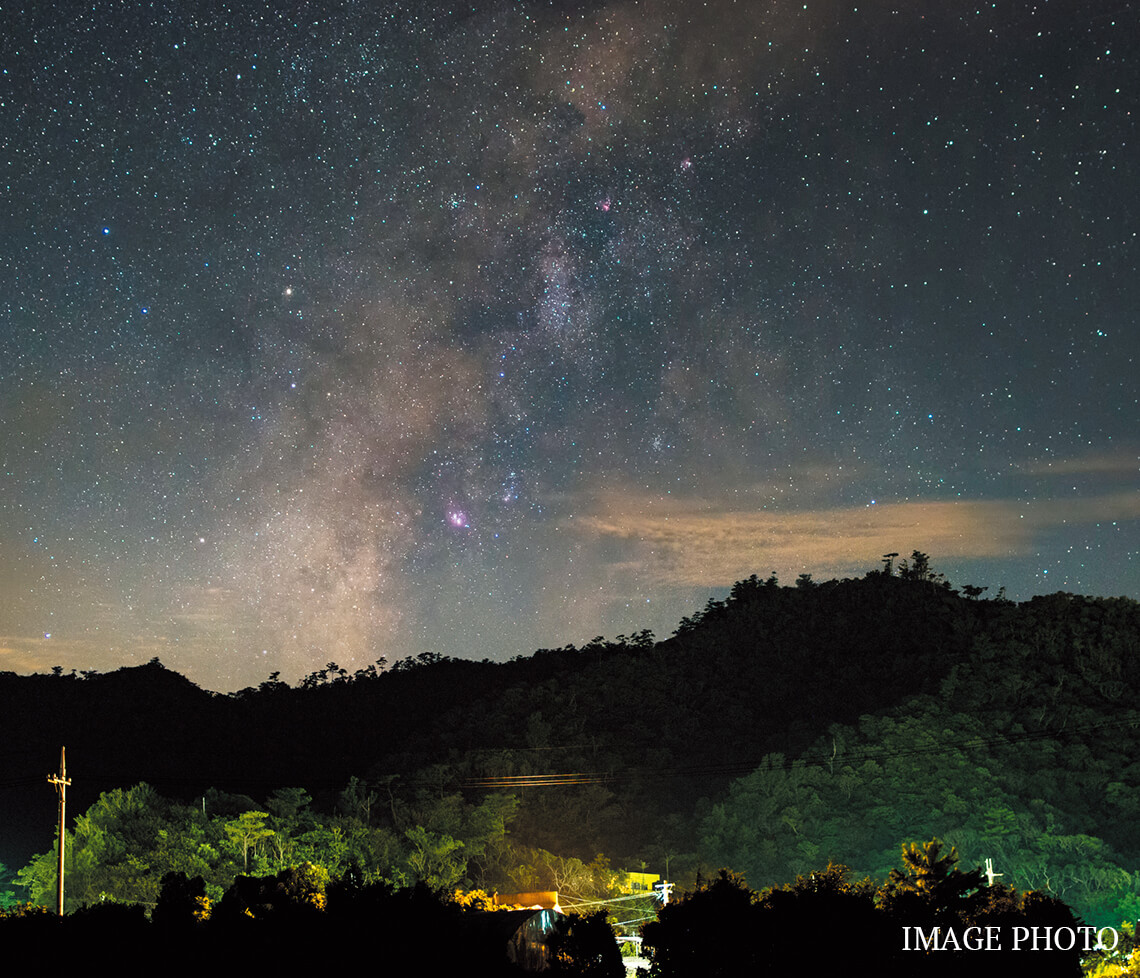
[2,0,1137,691]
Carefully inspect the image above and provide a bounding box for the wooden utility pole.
[47,747,70,915]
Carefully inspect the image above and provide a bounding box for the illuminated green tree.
[1,862,20,909]
[223,811,276,873]
[403,825,466,891]
[16,783,180,910]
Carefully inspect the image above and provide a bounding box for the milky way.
[2,0,1136,689]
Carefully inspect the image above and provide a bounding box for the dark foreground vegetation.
[0,871,600,973]
[3,554,1140,972]
[642,841,1105,978]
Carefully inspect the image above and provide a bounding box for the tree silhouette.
[640,870,762,977]
[152,871,211,930]
[880,839,985,926]
[546,909,625,976]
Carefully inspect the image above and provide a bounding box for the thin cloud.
[0,641,53,673]
[574,492,1140,588]
[1022,449,1139,477]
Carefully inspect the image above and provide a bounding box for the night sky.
[2,0,1136,691]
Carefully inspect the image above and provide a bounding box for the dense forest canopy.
[4,556,1140,940]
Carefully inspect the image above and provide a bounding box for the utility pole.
[47,747,70,915]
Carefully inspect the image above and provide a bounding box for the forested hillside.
[4,555,1140,928]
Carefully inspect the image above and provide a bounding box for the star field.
[2,0,1137,690]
